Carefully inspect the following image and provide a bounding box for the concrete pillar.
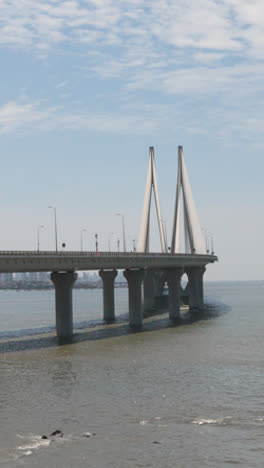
[99,269,118,322]
[123,269,144,328]
[154,272,166,297]
[185,266,206,311]
[51,272,77,339]
[143,270,155,315]
[165,268,183,321]
[153,271,168,309]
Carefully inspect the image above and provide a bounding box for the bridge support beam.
[186,266,206,312]
[143,270,155,315]
[99,269,118,322]
[165,268,183,321]
[51,272,77,339]
[124,269,144,328]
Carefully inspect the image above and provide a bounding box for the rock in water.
[50,430,63,437]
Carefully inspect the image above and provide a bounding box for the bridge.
[1,146,217,339]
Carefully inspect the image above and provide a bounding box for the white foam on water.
[193,418,221,425]
[139,420,148,426]
[192,417,232,425]
[18,440,50,450]
[22,450,32,456]
[16,434,51,455]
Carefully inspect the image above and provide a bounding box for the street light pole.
[108,232,113,252]
[37,224,45,251]
[80,229,87,252]
[48,206,58,252]
[202,227,209,254]
[95,233,98,253]
[116,213,126,252]
[162,219,168,253]
[208,231,214,254]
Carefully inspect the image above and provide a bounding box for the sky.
[0,0,264,280]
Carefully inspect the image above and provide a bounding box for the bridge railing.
[0,250,216,258]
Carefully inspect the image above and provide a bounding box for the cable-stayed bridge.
[0,146,217,339]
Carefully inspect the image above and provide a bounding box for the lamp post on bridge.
[116,213,126,252]
[202,227,209,254]
[80,229,87,252]
[108,232,114,252]
[127,235,136,252]
[162,219,168,253]
[202,228,215,254]
[95,233,98,253]
[208,231,214,254]
[48,206,58,252]
[37,224,45,252]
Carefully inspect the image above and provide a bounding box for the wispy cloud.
[0,1,264,143]
[0,101,57,134]
[0,1,263,58]
[56,80,69,89]
[1,95,263,148]
[0,100,159,135]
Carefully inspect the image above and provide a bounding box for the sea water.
[1,281,264,467]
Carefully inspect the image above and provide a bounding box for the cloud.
[0,1,263,57]
[0,1,263,94]
[0,101,57,134]
[127,62,264,97]
[0,100,158,135]
[1,1,264,144]
[56,80,69,89]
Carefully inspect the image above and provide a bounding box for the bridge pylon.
[137,147,167,253]
[171,146,205,254]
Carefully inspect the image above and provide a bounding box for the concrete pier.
[155,271,166,297]
[51,272,77,339]
[143,270,155,315]
[186,266,206,311]
[165,268,183,321]
[124,269,144,328]
[99,269,118,322]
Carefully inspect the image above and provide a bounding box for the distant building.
[15,273,26,281]
[38,272,50,282]
[4,273,13,282]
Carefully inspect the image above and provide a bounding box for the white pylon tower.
[171,146,206,254]
[137,147,167,253]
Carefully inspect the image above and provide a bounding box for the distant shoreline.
[0,282,128,291]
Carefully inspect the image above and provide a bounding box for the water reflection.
[0,302,229,354]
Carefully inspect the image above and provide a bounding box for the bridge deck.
[0,251,218,273]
